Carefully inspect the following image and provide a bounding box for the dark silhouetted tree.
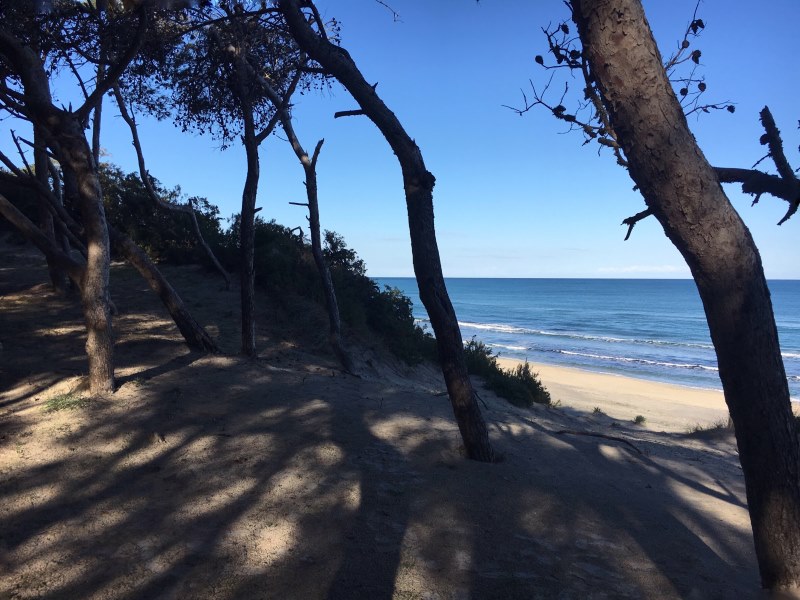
[278,0,494,462]
[519,0,800,592]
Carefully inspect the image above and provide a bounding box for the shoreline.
[496,357,731,433]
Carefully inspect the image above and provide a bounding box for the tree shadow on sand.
[0,259,760,599]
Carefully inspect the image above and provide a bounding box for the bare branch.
[374,0,402,22]
[621,208,654,241]
[715,166,800,225]
[760,106,797,183]
[0,164,87,255]
[10,131,33,175]
[254,68,302,144]
[310,138,324,168]
[62,51,91,102]
[306,1,329,41]
[334,109,367,119]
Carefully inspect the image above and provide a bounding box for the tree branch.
[334,109,366,119]
[621,208,654,240]
[759,106,797,183]
[75,8,147,122]
[0,192,84,284]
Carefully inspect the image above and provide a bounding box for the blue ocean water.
[377,278,800,400]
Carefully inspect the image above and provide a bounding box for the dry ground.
[0,245,760,599]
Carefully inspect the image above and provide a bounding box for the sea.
[376,278,800,401]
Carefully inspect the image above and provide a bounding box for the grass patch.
[463,337,551,408]
[44,392,88,413]
[592,406,604,415]
[633,414,647,425]
[686,419,731,434]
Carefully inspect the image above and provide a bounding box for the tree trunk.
[282,126,353,373]
[58,122,116,395]
[304,143,354,374]
[34,126,68,293]
[110,228,219,352]
[0,14,148,396]
[571,0,800,592]
[239,102,260,358]
[47,158,75,260]
[278,0,493,461]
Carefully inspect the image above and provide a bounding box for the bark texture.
[571,0,800,592]
[59,122,116,395]
[279,0,493,461]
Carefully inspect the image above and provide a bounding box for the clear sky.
[11,0,800,278]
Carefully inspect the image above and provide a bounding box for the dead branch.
[0,149,87,253]
[760,106,797,182]
[621,208,654,241]
[334,109,366,119]
[10,131,33,175]
[374,0,401,22]
[712,108,800,225]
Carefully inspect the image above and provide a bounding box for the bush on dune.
[463,337,551,407]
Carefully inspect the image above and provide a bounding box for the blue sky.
[9,0,800,278]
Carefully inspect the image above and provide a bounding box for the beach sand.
[497,357,730,433]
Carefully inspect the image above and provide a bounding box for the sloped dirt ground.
[0,248,759,599]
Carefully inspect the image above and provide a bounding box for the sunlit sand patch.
[665,475,751,534]
[252,518,298,564]
[368,415,442,453]
[598,443,624,461]
[289,398,330,419]
[669,505,751,564]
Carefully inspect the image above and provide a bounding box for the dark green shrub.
[463,337,551,407]
[101,164,226,266]
[101,163,434,364]
[322,231,435,364]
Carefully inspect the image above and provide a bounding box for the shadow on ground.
[0,255,759,599]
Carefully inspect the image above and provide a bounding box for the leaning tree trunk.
[110,228,219,352]
[0,191,84,287]
[572,0,800,592]
[279,0,493,462]
[299,140,354,374]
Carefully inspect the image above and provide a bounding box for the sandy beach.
[497,357,730,433]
